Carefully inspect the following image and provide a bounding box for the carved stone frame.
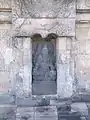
[12,36,75,99]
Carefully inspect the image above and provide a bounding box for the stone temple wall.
[0,0,90,120]
[76,0,90,91]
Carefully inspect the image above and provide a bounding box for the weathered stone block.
[35,106,58,120]
[86,40,90,54]
[36,98,50,106]
[12,0,75,18]
[0,94,15,104]
[0,105,16,120]
[77,0,90,10]
[59,115,81,120]
[74,39,86,54]
[56,37,66,50]
[57,104,71,113]
[71,102,88,116]
[76,13,90,21]
[0,11,11,23]
[0,24,11,38]
[57,37,74,98]
[86,103,90,119]
[16,107,34,120]
[75,54,90,90]
[66,37,72,50]
[81,92,90,102]
[0,0,11,8]
[76,23,90,40]
[50,98,72,106]
[0,24,12,95]
[12,37,32,97]
[0,71,10,93]
[16,97,50,107]
[32,81,57,95]
[57,51,71,64]
[13,18,75,37]
[16,97,37,106]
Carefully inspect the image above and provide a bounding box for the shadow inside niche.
[31,33,58,95]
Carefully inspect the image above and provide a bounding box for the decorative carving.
[77,0,90,9]
[0,0,11,8]
[86,0,90,7]
[13,18,75,37]
[12,0,75,18]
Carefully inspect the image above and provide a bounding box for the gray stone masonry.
[0,0,90,120]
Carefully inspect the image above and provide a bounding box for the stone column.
[56,37,75,97]
[23,37,32,96]
[11,37,32,98]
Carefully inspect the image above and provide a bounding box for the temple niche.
[32,34,57,95]
[11,0,75,98]
[0,0,76,99]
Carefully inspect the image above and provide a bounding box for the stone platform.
[0,92,90,120]
[0,101,90,120]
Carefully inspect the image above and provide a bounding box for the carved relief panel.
[12,0,75,18]
[12,0,75,37]
[32,34,57,95]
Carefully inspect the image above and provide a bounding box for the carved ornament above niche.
[13,18,75,37]
[12,0,75,18]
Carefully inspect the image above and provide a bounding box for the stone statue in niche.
[32,34,57,82]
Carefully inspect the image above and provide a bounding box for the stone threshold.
[16,93,90,107]
[0,91,90,105]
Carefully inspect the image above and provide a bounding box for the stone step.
[16,106,58,120]
[58,115,84,120]
[0,94,15,104]
[0,104,89,120]
[0,105,16,120]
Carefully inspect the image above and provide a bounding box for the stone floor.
[57,102,89,120]
[0,102,90,120]
[0,92,90,120]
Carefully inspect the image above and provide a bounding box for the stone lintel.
[13,18,75,37]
